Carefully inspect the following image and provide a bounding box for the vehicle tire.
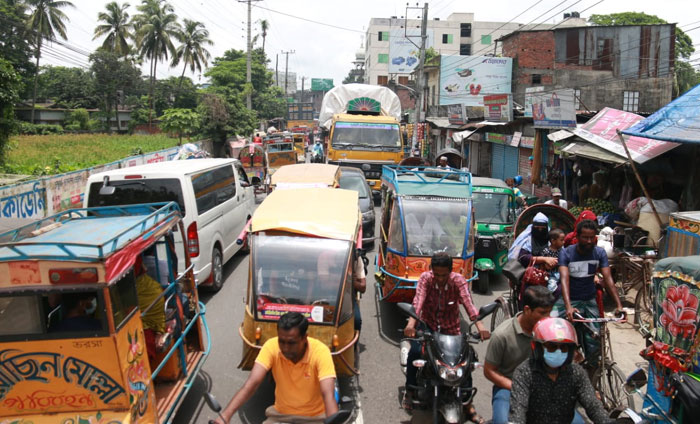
[476,271,489,294]
[634,284,653,336]
[592,363,632,411]
[490,297,511,333]
[206,246,224,292]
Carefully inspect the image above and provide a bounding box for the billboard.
[447,104,465,125]
[439,56,512,107]
[389,28,434,74]
[311,78,334,91]
[530,88,576,129]
[524,86,544,118]
[483,94,513,122]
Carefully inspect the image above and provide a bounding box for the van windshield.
[87,178,186,214]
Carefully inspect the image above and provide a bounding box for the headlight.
[438,365,461,382]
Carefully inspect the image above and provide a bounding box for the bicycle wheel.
[592,363,633,411]
[490,297,511,333]
[634,283,654,336]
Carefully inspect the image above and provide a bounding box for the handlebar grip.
[471,332,481,340]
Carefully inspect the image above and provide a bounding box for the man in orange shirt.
[212,312,338,423]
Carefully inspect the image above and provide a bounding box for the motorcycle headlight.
[438,365,461,383]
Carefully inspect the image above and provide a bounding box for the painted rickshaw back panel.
[663,212,700,258]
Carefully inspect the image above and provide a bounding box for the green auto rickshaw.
[471,177,517,293]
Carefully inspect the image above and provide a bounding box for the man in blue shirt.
[555,219,624,362]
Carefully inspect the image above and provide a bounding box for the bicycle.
[490,269,521,333]
[611,250,656,336]
[572,312,633,412]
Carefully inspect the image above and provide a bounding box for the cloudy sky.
[43,0,700,85]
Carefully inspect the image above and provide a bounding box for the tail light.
[49,267,98,284]
[187,222,200,257]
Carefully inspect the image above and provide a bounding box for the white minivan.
[84,159,255,291]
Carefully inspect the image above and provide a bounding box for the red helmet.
[532,317,577,345]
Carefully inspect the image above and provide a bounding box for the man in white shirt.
[545,187,568,210]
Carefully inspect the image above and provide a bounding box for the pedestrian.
[211,312,337,424]
[483,286,555,424]
[509,317,614,424]
[545,188,569,209]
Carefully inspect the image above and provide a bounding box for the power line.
[527,0,586,32]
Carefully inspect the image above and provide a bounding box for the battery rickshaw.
[376,165,475,303]
[237,188,362,376]
[238,143,270,194]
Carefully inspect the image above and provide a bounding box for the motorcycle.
[397,302,498,424]
[311,145,324,163]
[204,392,352,424]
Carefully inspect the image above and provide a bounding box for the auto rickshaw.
[0,202,209,423]
[471,177,517,293]
[269,163,341,191]
[376,165,475,303]
[435,147,464,169]
[264,132,298,170]
[238,143,270,194]
[237,188,362,376]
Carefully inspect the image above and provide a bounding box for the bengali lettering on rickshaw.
[259,303,327,323]
[71,340,103,349]
[3,389,95,411]
[0,350,126,405]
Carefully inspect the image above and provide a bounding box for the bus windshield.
[332,122,401,148]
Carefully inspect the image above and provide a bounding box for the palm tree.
[93,1,132,57]
[172,19,212,92]
[258,19,268,55]
[133,0,180,126]
[25,0,75,123]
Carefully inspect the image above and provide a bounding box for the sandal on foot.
[465,405,485,424]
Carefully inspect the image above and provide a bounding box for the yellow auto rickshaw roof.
[251,188,359,241]
[270,163,340,186]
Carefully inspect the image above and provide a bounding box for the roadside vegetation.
[4,133,177,175]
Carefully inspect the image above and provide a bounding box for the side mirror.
[477,302,499,321]
[204,392,222,413]
[251,176,262,186]
[397,302,420,322]
[99,176,115,196]
[624,368,647,391]
[324,409,352,424]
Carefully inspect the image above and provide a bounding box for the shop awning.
[452,128,478,142]
[425,117,463,129]
[559,141,628,164]
[461,120,509,129]
[547,130,576,142]
[622,84,700,144]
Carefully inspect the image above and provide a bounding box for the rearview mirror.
[477,302,499,321]
[251,176,261,186]
[99,176,115,196]
[397,302,420,322]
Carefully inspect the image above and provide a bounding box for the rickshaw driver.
[212,312,338,424]
[49,292,101,332]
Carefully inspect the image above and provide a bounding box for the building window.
[442,34,453,44]
[398,76,409,85]
[481,34,491,45]
[531,74,542,84]
[460,23,471,37]
[378,31,389,41]
[574,89,581,110]
[460,43,471,55]
[378,53,389,64]
[377,75,388,86]
[623,91,639,112]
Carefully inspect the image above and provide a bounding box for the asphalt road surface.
[173,199,507,424]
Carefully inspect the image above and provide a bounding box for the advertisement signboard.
[439,56,512,107]
[311,78,334,91]
[447,104,466,125]
[531,88,577,129]
[572,107,679,163]
[485,132,511,144]
[389,29,434,74]
[524,86,544,118]
[520,136,535,148]
[483,94,513,122]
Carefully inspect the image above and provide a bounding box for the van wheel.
[208,246,224,292]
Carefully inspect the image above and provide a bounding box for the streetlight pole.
[411,3,428,149]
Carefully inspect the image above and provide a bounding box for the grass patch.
[4,133,181,175]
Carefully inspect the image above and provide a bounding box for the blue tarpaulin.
[622,84,700,144]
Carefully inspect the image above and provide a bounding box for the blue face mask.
[543,348,568,368]
[85,298,97,315]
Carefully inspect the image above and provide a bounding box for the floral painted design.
[125,330,149,420]
[659,284,699,341]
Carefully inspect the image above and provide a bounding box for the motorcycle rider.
[312,141,324,163]
[509,317,613,424]
[402,252,490,419]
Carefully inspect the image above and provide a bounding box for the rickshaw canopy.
[251,187,359,241]
[270,163,340,188]
[654,255,700,281]
[435,147,464,168]
[382,165,472,198]
[472,177,510,190]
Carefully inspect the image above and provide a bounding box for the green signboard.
[311,78,334,91]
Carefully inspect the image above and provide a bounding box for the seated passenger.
[135,257,166,364]
[50,292,101,332]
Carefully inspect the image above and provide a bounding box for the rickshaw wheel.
[476,271,489,294]
[490,297,510,333]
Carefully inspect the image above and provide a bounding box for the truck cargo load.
[319,83,402,129]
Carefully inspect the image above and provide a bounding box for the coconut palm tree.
[25,0,75,123]
[258,19,268,55]
[93,1,132,57]
[172,19,212,92]
[133,0,180,126]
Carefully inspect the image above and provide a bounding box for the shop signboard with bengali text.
[311,78,334,91]
[485,132,511,144]
[483,94,513,122]
[447,104,466,125]
[524,86,544,118]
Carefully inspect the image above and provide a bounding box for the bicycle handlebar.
[572,312,626,324]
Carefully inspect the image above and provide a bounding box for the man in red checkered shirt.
[402,252,490,411]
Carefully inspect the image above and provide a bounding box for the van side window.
[192,165,236,214]
[235,163,250,186]
[109,271,139,329]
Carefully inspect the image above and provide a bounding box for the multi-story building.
[500,23,675,113]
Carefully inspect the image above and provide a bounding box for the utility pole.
[275,53,279,88]
[301,76,305,103]
[412,3,429,149]
[238,0,260,110]
[281,50,295,98]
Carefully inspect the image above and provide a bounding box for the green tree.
[172,19,212,92]
[133,0,180,127]
[90,50,142,132]
[36,65,98,108]
[153,76,197,115]
[0,59,21,165]
[93,1,133,57]
[25,0,75,123]
[160,107,199,144]
[0,0,35,94]
[588,12,698,96]
[257,19,268,55]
